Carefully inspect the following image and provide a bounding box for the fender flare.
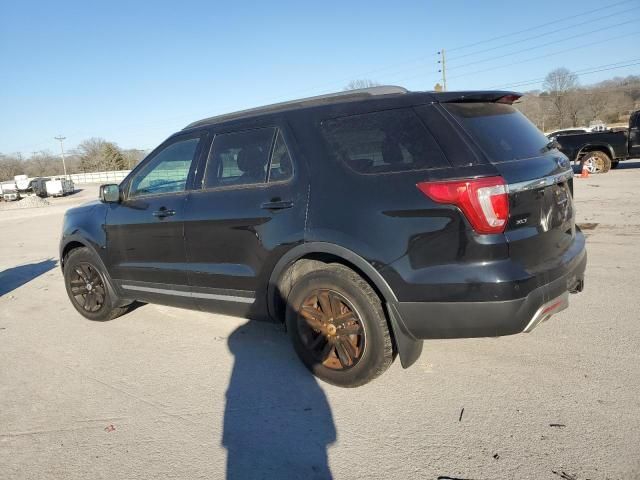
[577,143,616,161]
[267,242,398,319]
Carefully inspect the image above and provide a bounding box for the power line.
[226,0,640,107]
[444,29,640,82]
[447,6,638,63]
[489,58,640,89]
[447,17,640,72]
[446,0,635,53]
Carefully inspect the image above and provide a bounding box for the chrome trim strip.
[522,291,569,333]
[507,169,573,193]
[121,284,255,304]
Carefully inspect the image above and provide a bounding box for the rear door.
[629,111,640,157]
[441,102,576,277]
[106,132,206,298]
[183,121,307,315]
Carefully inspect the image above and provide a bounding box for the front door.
[183,125,307,317]
[106,132,206,303]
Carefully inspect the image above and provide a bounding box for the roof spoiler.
[436,91,522,104]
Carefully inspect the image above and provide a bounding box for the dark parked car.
[60,86,587,387]
[550,111,640,173]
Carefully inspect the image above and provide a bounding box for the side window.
[320,108,449,174]
[129,137,200,198]
[267,130,294,182]
[204,128,275,188]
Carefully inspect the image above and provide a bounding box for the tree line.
[515,69,640,132]
[0,138,147,181]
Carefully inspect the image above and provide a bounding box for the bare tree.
[581,90,609,124]
[0,154,24,181]
[78,138,108,172]
[515,93,553,131]
[543,68,579,128]
[122,149,146,169]
[343,79,381,91]
[24,151,59,176]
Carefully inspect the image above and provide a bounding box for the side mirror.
[99,184,121,203]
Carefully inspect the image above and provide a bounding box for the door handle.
[153,208,176,218]
[261,200,294,210]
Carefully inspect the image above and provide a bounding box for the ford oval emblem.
[556,156,569,169]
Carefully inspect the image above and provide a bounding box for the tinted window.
[205,128,275,188]
[444,103,550,162]
[268,131,294,182]
[320,108,449,174]
[129,137,199,197]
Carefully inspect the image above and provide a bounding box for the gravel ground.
[0,167,639,480]
[0,195,50,210]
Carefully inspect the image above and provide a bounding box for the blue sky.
[1,0,639,155]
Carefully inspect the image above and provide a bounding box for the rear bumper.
[393,236,587,339]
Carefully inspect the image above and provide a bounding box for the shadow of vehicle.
[223,321,336,480]
[0,259,57,297]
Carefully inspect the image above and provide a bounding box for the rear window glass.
[444,103,550,162]
[320,108,449,174]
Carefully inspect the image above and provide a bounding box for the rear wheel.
[64,247,130,321]
[285,264,394,387]
[581,151,611,174]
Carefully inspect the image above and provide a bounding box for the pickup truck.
[549,110,640,173]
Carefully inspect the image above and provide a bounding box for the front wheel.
[285,264,394,387]
[63,247,130,321]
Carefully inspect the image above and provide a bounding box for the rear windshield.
[320,108,449,174]
[443,103,550,162]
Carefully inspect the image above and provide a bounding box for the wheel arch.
[267,242,398,322]
[577,143,615,161]
[60,240,87,270]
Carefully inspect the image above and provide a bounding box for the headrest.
[237,145,266,173]
[381,139,404,165]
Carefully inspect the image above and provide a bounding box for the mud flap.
[387,302,423,368]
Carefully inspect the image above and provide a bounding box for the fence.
[68,170,132,185]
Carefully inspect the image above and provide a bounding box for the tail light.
[416,176,509,234]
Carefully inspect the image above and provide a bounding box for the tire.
[285,263,394,387]
[611,160,620,169]
[581,151,611,174]
[63,247,130,321]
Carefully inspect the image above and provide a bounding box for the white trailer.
[14,175,32,191]
[45,177,75,197]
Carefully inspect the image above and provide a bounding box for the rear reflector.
[417,176,509,234]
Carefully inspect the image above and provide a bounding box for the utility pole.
[437,49,447,92]
[54,135,67,178]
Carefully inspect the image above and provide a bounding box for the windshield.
[443,102,551,163]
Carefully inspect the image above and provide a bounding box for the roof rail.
[184,85,408,129]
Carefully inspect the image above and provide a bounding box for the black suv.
[60,86,586,387]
